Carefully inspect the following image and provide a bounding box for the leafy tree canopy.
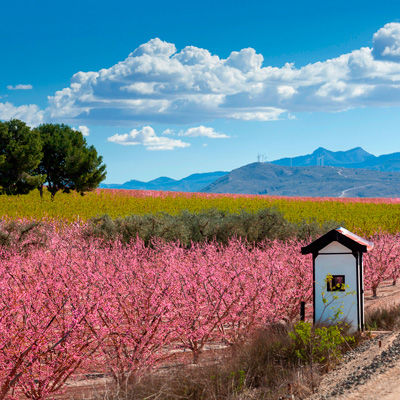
[36,124,106,198]
[0,119,45,195]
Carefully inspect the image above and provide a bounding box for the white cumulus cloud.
[107,126,190,151]
[7,84,33,90]
[72,125,90,136]
[5,22,400,127]
[162,128,175,135]
[44,24,400,125]
[0,102,44,126]
[372,23,400,62]
[178,126,229,138]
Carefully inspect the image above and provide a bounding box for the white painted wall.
[319,241,352,254]
[315,241,358,330]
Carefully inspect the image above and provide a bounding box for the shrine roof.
[301,227,374,255]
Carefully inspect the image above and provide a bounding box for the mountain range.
[101,147,400,197]
[271,147,400,171]
[101,171,228,192]
[202,163,400,197]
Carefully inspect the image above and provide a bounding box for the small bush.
[289,321,354,371]
[0,219,49,252]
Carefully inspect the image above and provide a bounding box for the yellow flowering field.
[1,188,400,235]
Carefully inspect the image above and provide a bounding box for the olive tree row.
[86,209,341,246]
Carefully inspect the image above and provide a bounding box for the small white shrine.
[301,228,374,331]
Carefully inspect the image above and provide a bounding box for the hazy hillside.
[101,171,228,192]
[202,162,400,197]
[272,147,400,171]
[101,147,400,196]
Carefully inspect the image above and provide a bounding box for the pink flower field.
[0,220,399,399]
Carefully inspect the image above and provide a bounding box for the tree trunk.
[193,349,201,364]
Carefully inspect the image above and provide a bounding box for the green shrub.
[289,321,354,370]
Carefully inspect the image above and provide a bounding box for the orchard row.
[1,223,398,399]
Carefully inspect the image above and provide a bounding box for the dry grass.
[365,304,400,331]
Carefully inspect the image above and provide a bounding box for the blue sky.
[2,0,400,183]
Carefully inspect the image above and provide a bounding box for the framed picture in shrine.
[327,274,345,292]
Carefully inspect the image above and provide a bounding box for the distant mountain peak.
[272,147,375,167]
[312,147,328,154]
[148,176,177,185]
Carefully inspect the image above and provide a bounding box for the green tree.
[36,124,106,198]
[0,119,45,195]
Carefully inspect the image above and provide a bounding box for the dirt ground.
[364,281,400,313]
[58,281,400,400]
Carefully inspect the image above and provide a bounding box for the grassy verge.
[365,304,400,331]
